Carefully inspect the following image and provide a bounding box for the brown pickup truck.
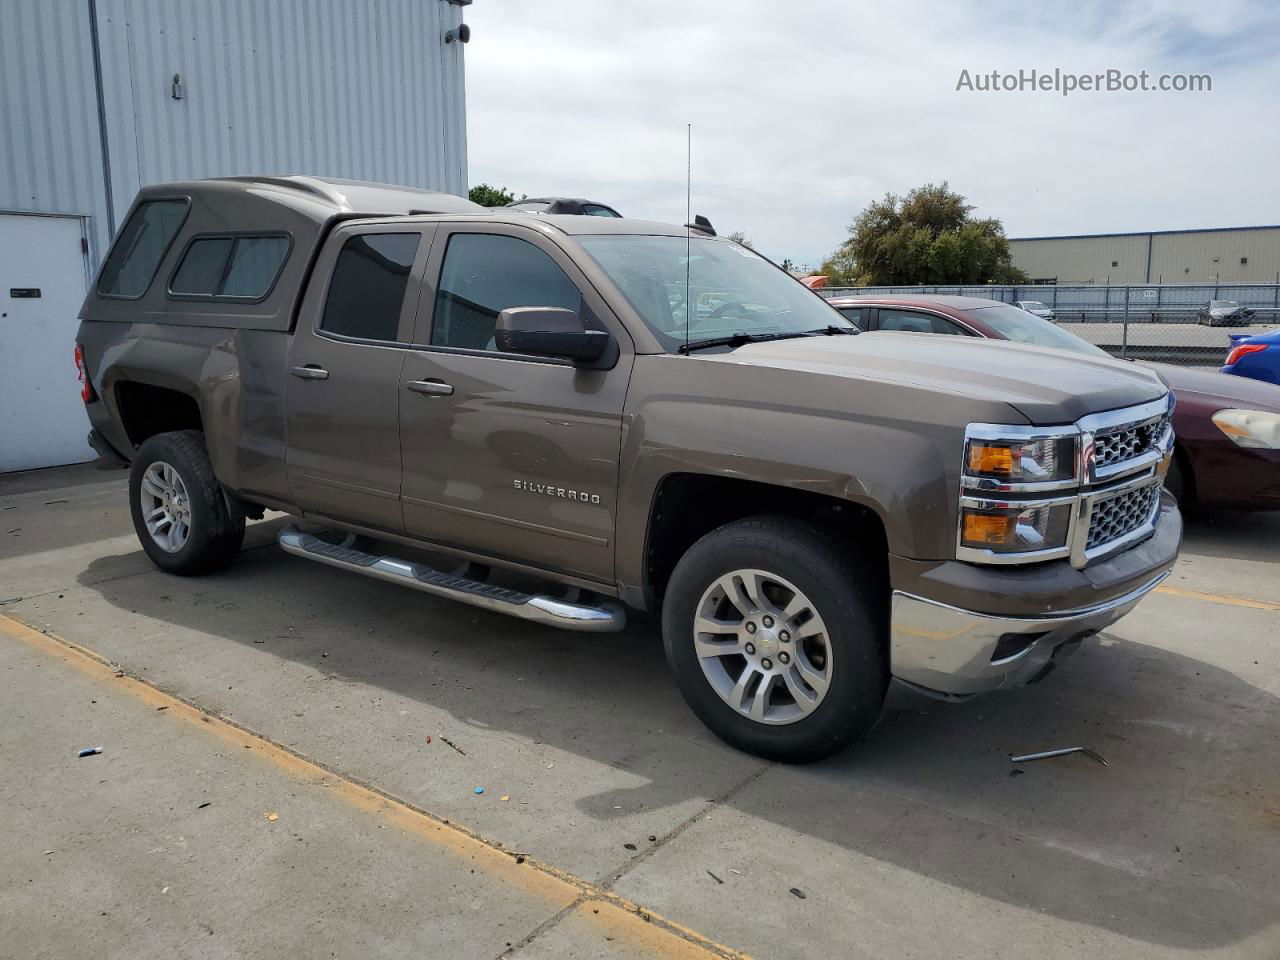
[76,176,1181,760]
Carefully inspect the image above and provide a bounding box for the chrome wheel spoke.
[749,673,779,721]
[794,653,830,698]
[728,666,760,713]
[694,614,740,636]
[783,665,821,713]
[694,634,744,660]
[793,617,826,641]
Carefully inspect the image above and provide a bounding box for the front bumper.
[889,493,1180,697]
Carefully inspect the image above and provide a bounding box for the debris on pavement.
[43,499,69,505]
[77,747,103,758]
[474,786,485,795]
[623,843,637,851]
[729,869,743,876]
[1009,769,1025,777]
[424,735,432,744]
[707,870,724,884]
[197,802,211,809]
[790,887,807,899]
[265,812,279,821]
[500,795,510,802]
[1010,746,1109,766]
[439,735,465,755]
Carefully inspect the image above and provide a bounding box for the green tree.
[468,184,519,207]
[725,230,754,250]
[825,182,1027,286]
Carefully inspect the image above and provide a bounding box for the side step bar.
[277,525,626,633]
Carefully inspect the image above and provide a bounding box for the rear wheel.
[661,516,887,762]
[129,430,245,575]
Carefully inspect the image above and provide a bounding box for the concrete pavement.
[2,464,1278,959]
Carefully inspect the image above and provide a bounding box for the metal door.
[0,213,93,472]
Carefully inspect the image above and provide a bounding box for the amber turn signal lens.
[967,443,1015,476]
[962,512,1016,545]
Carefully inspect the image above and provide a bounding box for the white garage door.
[0,213,94,473]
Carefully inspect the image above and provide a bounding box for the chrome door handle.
[406,379,454,396]
[290,365,329,381]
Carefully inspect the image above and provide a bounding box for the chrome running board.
[277,525,626,633]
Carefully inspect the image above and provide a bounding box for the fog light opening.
[990,631,1048,664]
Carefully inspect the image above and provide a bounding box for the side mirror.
[495,307,609,363]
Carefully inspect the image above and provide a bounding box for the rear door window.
[878,309,969,335]
[320,233,421,342]
[98,199,189,298]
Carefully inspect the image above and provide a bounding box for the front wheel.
[661,516,887,762]
[129,430,245,575]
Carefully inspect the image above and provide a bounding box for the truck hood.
[706,332,1168,424]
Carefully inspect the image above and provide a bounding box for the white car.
[1015,300,1056,320]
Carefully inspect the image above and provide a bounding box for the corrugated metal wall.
[0,0,112,263]
[1011,228,1280,285]
[0,0,468,269]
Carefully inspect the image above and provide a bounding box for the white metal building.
[1009,226,1280,286]
[1,0,470,472]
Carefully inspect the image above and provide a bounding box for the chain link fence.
[818,283,1280,366]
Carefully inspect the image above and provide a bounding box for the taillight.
[1225,343,1267,367]
[74,343,96,403]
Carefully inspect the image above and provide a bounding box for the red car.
[827,294,1280,510]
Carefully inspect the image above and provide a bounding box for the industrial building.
[1,0,470,472]
[1009,225,1280,286]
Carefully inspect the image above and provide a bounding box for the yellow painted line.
[1155,585,1280,613]
[0,614,750,960]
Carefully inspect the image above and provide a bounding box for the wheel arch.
[638,472,889,611]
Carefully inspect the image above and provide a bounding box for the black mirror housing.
[495,307,610,363]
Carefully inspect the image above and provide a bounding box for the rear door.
[284,223,433,531]
[398,223,634,584]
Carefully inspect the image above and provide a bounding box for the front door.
[399,225,633,585]
[284,223,432,531]
[0,213,93,472]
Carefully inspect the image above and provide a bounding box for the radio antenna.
[685,122,692,355]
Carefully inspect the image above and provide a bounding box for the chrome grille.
[1094,413,1170,469]
[1087,483,1161,550]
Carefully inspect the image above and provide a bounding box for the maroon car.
[827,294,1280,510]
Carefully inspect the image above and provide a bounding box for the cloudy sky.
[463,0,1280,268]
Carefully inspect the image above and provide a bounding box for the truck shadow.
[75,531,1279,952]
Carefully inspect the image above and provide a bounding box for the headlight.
[965,436,1078,484]
[960,501,1073,554]
[1212,409,1280,449]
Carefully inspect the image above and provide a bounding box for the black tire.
[129,430,245,576]
[661,516,887,763]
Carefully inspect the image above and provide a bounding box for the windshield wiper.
[805,325,858,336]
[678,331,811,354]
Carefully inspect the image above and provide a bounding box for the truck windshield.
[578,234,853,351]
[972,304,1108,357]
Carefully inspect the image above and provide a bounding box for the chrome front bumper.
[889,570,1170,697]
